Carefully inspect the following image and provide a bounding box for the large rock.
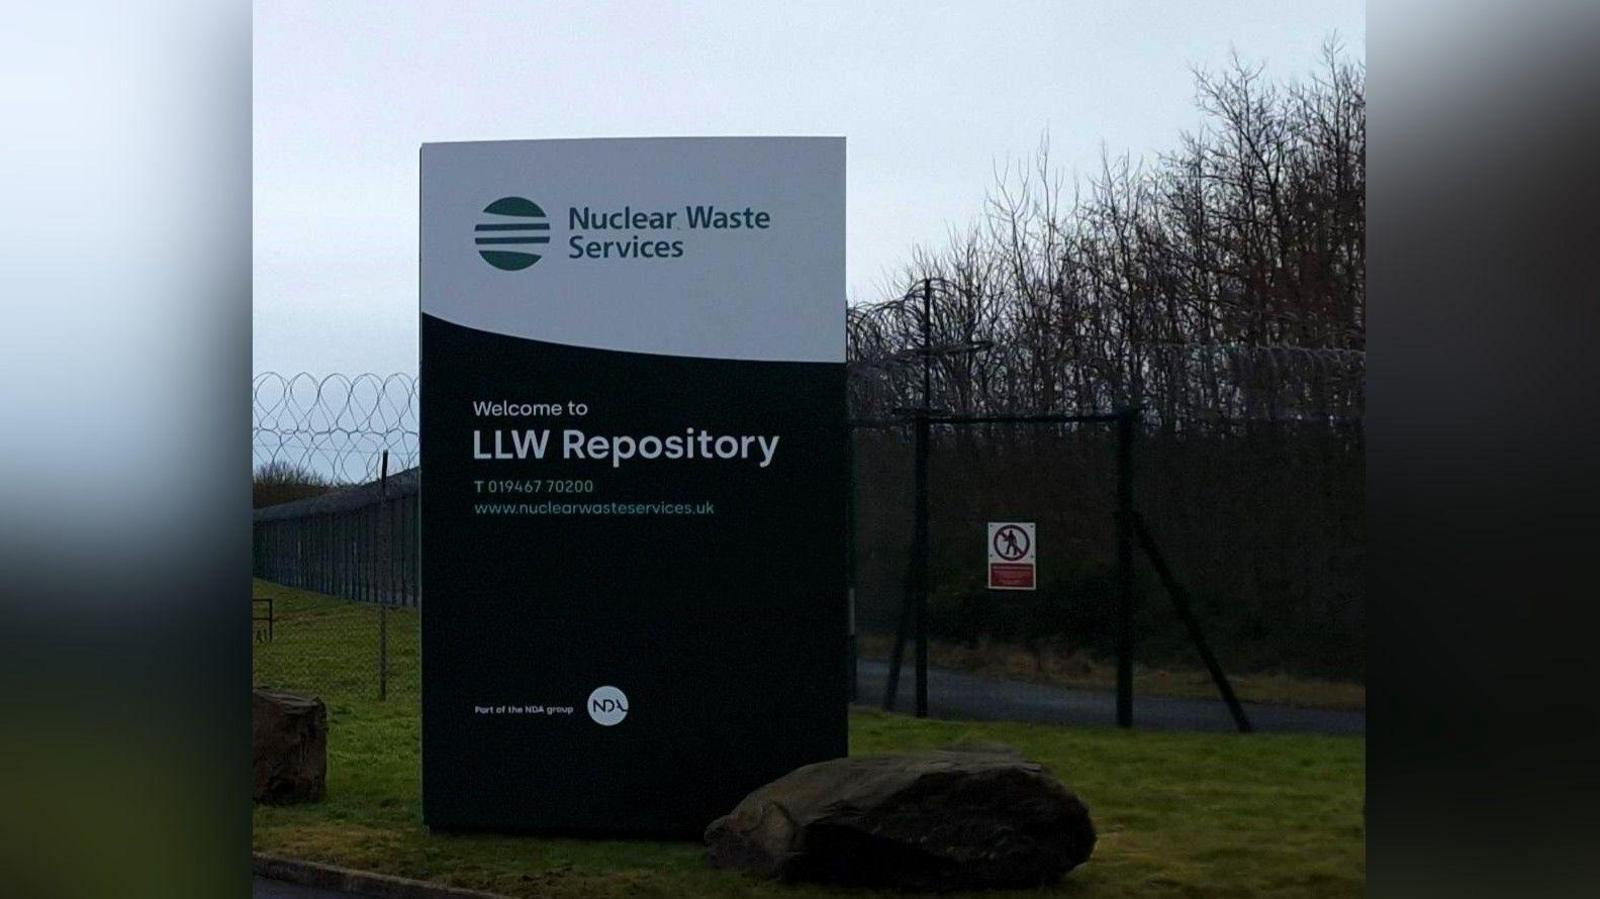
[705,746,1095,890]
[252,689,327,804]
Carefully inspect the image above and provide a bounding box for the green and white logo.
[476,197,550,270]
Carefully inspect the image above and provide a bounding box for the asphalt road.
[855,658,1364,735]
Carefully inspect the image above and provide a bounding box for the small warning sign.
[987,522,1036,591]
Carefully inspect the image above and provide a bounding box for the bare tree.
[848,45,1365,427]
[846,47,1366,678]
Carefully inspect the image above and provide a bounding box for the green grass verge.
[253,579,1364,898]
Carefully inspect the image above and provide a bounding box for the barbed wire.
[253,372,418,483]
[844,290,1367,424]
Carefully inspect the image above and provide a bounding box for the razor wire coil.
[253,372,418,483]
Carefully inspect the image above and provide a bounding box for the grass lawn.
[253,579,1364,898]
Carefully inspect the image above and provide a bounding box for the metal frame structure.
[868,278,1252,732]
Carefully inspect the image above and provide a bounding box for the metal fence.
[254,464,418,606]
[252,461,416,700]
[251,584,415,703]
[252,368,1363,720]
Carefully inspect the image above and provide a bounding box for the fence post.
[395,486,406,604]
[885,278,939,718]
[912,406,930,718]
[380,450,389,702]
[846,426,858,704]
[1116,406,1137,728]
[913,279,935,718]
[883,574,911,712]
[1132,512,1253,733]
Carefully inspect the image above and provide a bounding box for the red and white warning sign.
[987,521,1036,590]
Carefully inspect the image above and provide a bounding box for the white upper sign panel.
[421,137,845,363]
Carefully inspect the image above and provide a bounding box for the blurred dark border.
[0,2,251,897]
[1370,2,1600,896]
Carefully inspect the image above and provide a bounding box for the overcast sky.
[254,0,1363,376]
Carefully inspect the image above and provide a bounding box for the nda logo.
[476,197,550,270]
[587,685,629,726]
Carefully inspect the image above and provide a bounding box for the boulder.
[252,688,327,804]
[705,746,1095,890]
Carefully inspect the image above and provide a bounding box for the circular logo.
[476,197,550,271]
[586,685,629,726]
[993,525,1030,561]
